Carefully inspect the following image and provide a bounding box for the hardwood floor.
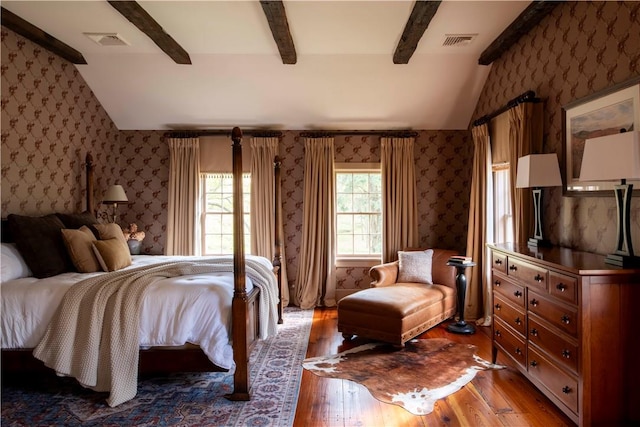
[294,308,576,427]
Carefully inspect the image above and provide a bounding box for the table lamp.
[102,184,128,223]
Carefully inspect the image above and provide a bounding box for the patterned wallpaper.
[1,28,120,216]
[473,1,640,254]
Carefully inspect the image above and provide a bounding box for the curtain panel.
[166,137,200,256]
[294,137,336,309]
[250,137,289,306]
[380,137,419,263]
[466,124,493,325]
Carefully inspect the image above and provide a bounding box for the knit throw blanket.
[33,258,279,407]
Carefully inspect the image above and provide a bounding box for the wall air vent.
[442,34,478,47]
[84,33,130,46]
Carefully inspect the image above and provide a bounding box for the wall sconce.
[580,130,640,267]
[102,184,128,224]
[516,153,562,247]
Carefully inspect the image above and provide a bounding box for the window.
[335,165,382,258]
[493,164,513,244]
[201,173,251,255]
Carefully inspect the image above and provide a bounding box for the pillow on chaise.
[7,214,74,278]
[397,249,434,284]
[61,226,101,273]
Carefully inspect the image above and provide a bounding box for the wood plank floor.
[293,308,576,427]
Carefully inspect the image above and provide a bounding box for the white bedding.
[1,254,275,370]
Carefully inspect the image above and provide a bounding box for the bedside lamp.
[102,184,128,224]
[516,153,562,247]
[580,130,640,267]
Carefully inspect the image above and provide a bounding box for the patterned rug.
[302,337,503,415]
[1,307,313,427]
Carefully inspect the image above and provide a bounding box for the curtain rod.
[163,130,283,138]
[299,130,418,138]
[472,90,540,127]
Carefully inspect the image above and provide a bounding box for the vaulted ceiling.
[1,1,559,131]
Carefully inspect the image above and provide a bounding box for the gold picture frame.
[562,76,640,195]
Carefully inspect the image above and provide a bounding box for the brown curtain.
[466,124,493,325]
[508,103,535,245]
[250,137,289,307]
[166,137,200,255]
[381,137,419,263]
[294,137,336,309]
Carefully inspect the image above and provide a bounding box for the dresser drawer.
[493,317,526,369]
[507,258,548,290]
[528,316,578,373]
[528,290,578,336]
[493,272,525,309]
[492,252,507,273]
[549,271,578,304]
[528,346,578,415]
[493,294,526,337]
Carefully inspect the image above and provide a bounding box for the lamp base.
[528,237,551,247]
[605,253,640,268]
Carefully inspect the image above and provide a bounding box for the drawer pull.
[494,259,503,265]
[534,274,543,282]
[509,264,517,271]
[515,347,522,355]
[494,330,501,337]
[562,386,572,394]
[494,303,501,310]
[530,328,539,337]
[530,298,539,307]
[514,317,522,325]
[562,349,571,359]
[530,360,538,367]
[561,315,571,324]
[556,283,567,292]
[494,280,501,287]
[514,290,523,298]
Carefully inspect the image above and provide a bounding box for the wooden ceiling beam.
[260,1,297,65]
[478,0,564,66]
[393,0,442,64]
[1,7,87,64]
[108,1,191,65]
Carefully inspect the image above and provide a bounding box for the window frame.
[334,163,382,267]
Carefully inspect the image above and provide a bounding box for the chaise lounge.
[337,248,458,346]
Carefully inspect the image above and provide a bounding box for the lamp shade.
[103,184,128,204]
[515,153,562,188]
[579,131,640,181]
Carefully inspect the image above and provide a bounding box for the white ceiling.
[2,0,532,130]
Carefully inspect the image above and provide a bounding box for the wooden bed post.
[85,153,95,215]
[226,127,251,401]
[273,156,284,324]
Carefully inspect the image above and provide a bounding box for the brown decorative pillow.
[56,212,99,237]
[61,226,101,273]
[7,214,73,278]
[397,249,433,284]
[92,238,132,272]
[93,223,128,246]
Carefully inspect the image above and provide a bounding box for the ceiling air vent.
[84,32,130,46]
[442,34,477,47]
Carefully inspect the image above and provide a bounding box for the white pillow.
[1,243,32,282]
[397,249,433,284]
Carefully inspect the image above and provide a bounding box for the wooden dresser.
[488,243,640,426]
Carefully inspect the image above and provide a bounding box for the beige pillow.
[61,226,101,273]
[92,238,132,272]
[93,223,128,246]
[397,249,433,284]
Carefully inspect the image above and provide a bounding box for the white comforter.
[1,254,276,371]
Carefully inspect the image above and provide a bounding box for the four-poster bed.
[1,127,283,403]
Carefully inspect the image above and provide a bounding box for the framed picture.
[562,76,640,195]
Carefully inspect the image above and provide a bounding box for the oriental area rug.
[302,337,504,416]
[1,307,313,427]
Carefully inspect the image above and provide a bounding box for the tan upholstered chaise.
[337,249,457,347]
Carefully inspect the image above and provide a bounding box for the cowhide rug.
[302,337,503,415]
